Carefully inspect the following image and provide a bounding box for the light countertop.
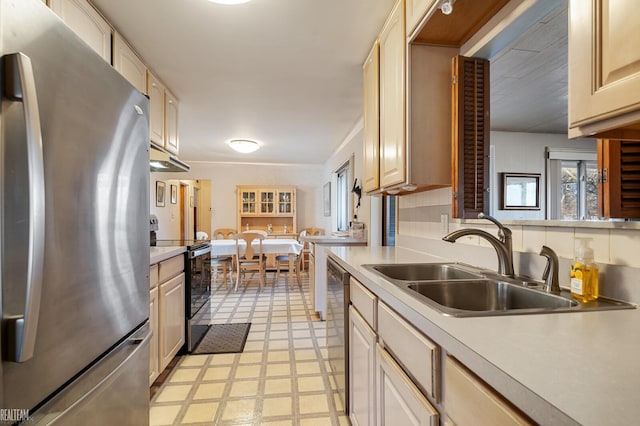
[300,235,367,245]
[150,246,186,265]
[328,245,640,426]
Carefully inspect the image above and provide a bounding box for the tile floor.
[150,270,350,425]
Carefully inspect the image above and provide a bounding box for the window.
[335,162,350,231]
[547,148,598,220]
[383,196,396,246]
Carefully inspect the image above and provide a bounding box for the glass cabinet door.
[241,190,257,214]
[260,190,275,214]
[278,191,293,215]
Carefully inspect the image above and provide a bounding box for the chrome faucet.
[539,245,561,294]
[442,213,515,277]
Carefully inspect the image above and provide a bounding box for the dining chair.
[234,232,267,291]
[298,227,325,272]
[196,231,209,240]
[210,256,233,289]
[213,228,237,240]
[274,253,302,288]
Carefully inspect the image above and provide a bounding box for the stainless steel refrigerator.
[1,0,151,424]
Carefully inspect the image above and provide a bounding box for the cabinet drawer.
[150,264,159,289]
[378,302,439,400]
[158,255,184,282]
[445,356,533,426]
[376,344,439,426]
[350,277,376,330]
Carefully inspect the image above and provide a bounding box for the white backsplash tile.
[575,228,610,264]
[545,227,575,258]
[522,226,546,253]
[610,229,640,268]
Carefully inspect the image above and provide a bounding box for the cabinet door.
[363,42,380,193]
[159,273,185,372]
[379,0,406,188]
[147,71,166,148]
[113,33,147,94]
[49,0,111,62]
[259,190,275,215]
[165,90,179,155]
[597,139,640,218]
[240,189,258,215]
[277,190,294,215]
[451,55,490,219]
[149,286,159,386]
[376,344,439,426]
[406,0,435,37]
[569,0,640,137]
[349,306,376,426]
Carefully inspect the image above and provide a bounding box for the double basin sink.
[364,263,635,317]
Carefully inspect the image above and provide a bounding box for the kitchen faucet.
[442,213,515,277]
[539,245,561,294]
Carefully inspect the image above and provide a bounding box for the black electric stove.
[153,239,210,251]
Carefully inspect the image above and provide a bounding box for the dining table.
[210,238,304,283]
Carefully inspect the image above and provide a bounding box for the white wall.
[491,131,596,220]
[150,176,198,239]
[177,162,324,233]
[320,119,370,236]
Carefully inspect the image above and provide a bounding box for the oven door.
[187,245,212,318]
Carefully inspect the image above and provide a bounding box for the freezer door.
[1,0,150,411]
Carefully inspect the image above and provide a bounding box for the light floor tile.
[193,382,226,400]
[235,364,262,379]
[239,351,264,364]
[266,363,291,377]
[229,380,259,397]
[300,417,334,426]
[169,368,200,383]
[155,384,192,402]
[149,405,181,426]
[270,330,289,339]
[298,394,330,415]
[203,366,231,381]
[244,341,265,351]
[221,398,257,421]
[180,355,208,367]
[268,350,290,362]
[210,353,236,365]
[296,361,321,375]
[297,376,326,392]
[262,396,293,417]
[269,340,290,350]
[264,378,292,395]
[181,402,219,424]
[294,349,317,361]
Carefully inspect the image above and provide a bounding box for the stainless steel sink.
[363,262,636,317]
[366,263,482,281]
[408,280,577,316]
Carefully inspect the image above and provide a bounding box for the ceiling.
[92,0,569,166]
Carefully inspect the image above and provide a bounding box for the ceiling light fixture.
[440,0,455,15]
[227,139,261,153]
[207,0,251,4]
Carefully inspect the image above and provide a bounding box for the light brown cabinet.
[159,272,185,372]
[149,264,159,386]
[49,0,111,62]
[113,33,147,94]
[349,306,377,426]
[445,356,533,426]
[405,0,435,37]
[237,186,296,233]
[597,139,640,219]
[378,0,406,189]
[363,42,380,193]
[568,0,640,139]
[165,89,180,155]
[147,71,166,149]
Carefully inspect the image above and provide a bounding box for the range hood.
[150,145,191,172]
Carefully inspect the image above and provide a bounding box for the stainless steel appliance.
[154,240,212,352]
[1,0,151,423]
[327,256,350,414]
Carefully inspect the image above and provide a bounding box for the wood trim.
[598,139,640,219]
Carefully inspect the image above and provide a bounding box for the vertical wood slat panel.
[452,56,490,219]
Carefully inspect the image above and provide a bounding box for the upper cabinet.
[49,0,112,63]
[113,33,147,94]
[147,71,166,149]
[568,0,640,139]
[378,0,406,189]
[165,89,180,155]
[237,186,297,233]
[363,42,380,193]
[405,0,436,37]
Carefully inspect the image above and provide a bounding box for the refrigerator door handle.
[2,53,46,362]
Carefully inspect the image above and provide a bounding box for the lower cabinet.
[349,306,376,426]
[149,286,159,385]
[376,344,439,425]
[159,273,185,372]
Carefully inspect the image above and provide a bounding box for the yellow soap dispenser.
[570,238,599,302]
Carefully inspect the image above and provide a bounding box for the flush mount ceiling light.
[440,0,455,15]
[207,0,251,4]
[227,139,261,153]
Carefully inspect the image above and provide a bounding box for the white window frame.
[546,147,597,220]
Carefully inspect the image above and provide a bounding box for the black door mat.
[192,323,252,355]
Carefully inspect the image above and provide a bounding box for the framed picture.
[323,182,331,216]
[170,184,177,204]
[156,181,165,207]
[501,172,540,210]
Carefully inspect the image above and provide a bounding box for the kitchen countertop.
[300,234,367,245]
[329,245,640,426]
[150,246,186,265]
